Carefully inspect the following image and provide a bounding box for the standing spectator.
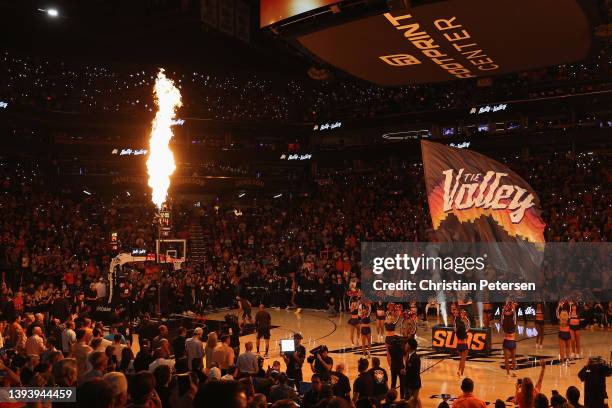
[331,363,351,401]
[205,332,218,370]
[368,357,388,401]
[128,371,162,408]
[80,351,108,384]
[452,378,486,408]
[236,342,259,376]
[71,329,93,377]
[133,339,154,372]
[255,304,272,357]
[353,358,374,404]
[25,326,46,356]
[282,333,305,391]
[152,325,169,351]
[62,321,76,356]
[172,327,187,360]
[103,371,129,408]
[578,357,610,408]
[52,358,78,387]
[403,337,421,401]
[212,334,235,374]
[91,328,112,352]
[185,327,205,371]
[111,334,127,365]
[153,365,172,408]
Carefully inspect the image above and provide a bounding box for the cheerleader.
[375,301,386,341]
[399,310,417,340]
[569,302,581,358]
[384,303,400,344]
[535,303,545,349]
[454,308,470,378]
[557,301,571,363]
[348,296,361,346]
[502,301,518,377]
[359,302,372,357]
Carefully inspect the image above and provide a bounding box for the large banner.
[421,140,545,244]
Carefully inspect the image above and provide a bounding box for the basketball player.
[535,303,545,349]
[359,303,372,357]
[348,296,361,346]
[569,302,581,358]
[502,301,518,377]
[375,301,386,341]
[454,308,470,378]
[557,301,571,363]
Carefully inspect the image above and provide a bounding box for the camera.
[306,345,328,364]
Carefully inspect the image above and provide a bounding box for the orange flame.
[146,70,182,209]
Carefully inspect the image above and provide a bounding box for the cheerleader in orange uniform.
[557,301,571,363]
[359,302,372,357]
[347,296,361,346]
[454,308,470,378]
[375,301,386,341]
[535,303,545,349]
[501,302,518,377]
[569,302,581,358]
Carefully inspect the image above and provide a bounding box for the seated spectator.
[302,374,333,408]
[269,373,298,403]
[565,386,582,408]
[515,361,546,408]
[194,379,248,408]
[452,378,486,408]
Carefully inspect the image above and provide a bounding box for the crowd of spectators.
[1,46,610,122]
[0,146,609,406]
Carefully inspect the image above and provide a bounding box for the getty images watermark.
[361,242,610,303]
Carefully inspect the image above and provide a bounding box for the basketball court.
[205,308,611,406]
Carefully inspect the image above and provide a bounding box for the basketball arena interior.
[0,0,610,407]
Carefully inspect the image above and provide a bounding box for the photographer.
[282,333,306,391]
[309,345,333,383]
[578,357,610,408]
